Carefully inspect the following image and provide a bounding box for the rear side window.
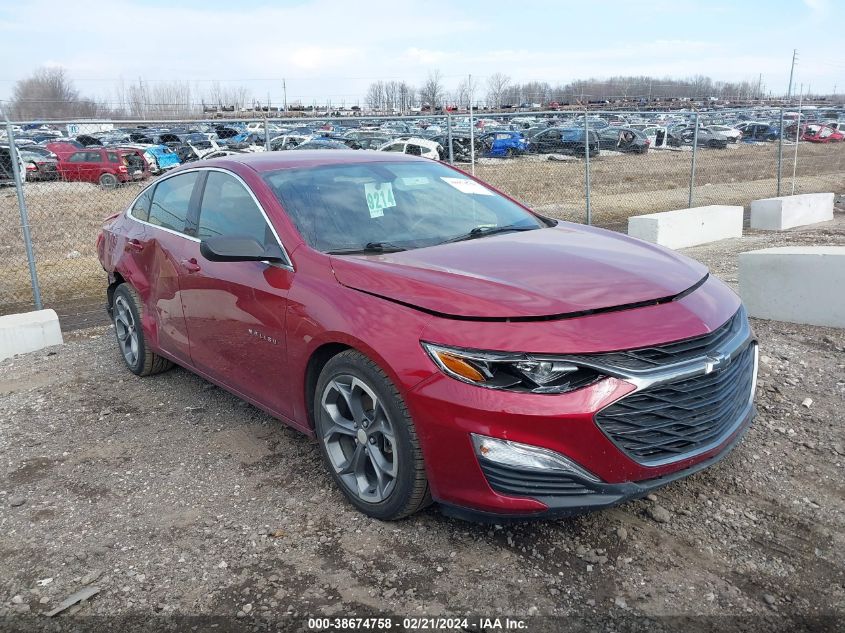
[68,152,87,163]
[107,152,119,163]
[148,172,199,233]
[131,188,153,222]
[197,172,271,245]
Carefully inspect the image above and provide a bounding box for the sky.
[0,0,842,107]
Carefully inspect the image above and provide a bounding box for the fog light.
[471,434,601,482]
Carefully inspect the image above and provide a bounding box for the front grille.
[479,461,593,497]
[595,342,755,465]
[581,309,744,371]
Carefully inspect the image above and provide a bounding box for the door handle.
[180,258,201,273]
[126,239,144,252]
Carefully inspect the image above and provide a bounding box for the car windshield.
[264,161,545,253]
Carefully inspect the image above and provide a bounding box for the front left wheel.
[314,350,430,520]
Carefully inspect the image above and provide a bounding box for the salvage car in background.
[0,144,25,186]
[57,147,150,187]
[378,137,443,160]
[19,146,59,181]
[705,125,743,143]
[97,151,758,521]
[669,127,729,149]
[529,128,599,156]
[801,124,844,143]
[479,131,529,157]
[597,127,650,153]
[734,122,778,142]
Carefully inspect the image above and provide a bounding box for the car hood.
[330,224,709,320]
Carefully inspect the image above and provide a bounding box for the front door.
[178,169,294,417]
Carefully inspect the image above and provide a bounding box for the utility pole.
[787,49,797,99]
[282,78,288,114]
[757,73,762,99]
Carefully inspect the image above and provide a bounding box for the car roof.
[193,149,431,173]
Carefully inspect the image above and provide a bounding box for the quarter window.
[148,172,199,233]
[131,188,153,222]
[197,171,272,245]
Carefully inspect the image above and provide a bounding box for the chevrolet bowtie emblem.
[704,352,730,374]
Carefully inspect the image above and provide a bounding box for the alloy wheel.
[320,374,397,503]
[114,295,139,367]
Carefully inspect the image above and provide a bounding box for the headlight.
[421,342,604,394]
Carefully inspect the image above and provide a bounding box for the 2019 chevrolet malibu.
[96,151,758,521]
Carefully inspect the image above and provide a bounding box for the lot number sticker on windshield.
[365,182,396,218]
[440,177,493,196]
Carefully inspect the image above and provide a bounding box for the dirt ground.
[0,210,843,631]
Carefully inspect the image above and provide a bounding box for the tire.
[99,173,118,188]
[112,284,173,377]
[314,350,430,520]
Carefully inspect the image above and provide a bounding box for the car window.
[107,152,119,163]
[131,188,153,222]
[68,152,87,163]
[383,143,404,152]
[197,171,271,245]
[148,172,199,233]
[264,160,544,253]
[86,151,104,162]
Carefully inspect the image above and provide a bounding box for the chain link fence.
[2,109,843,328]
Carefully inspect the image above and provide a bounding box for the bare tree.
[455,76,474,109]
[365,81,386,111]
[486,72,511,109]
[204,81,252,112]
[419,70,445,109]
[11,67,81,119]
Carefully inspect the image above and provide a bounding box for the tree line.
[5,68,255,120]
[367,72,782,111]
[3,67,834,121]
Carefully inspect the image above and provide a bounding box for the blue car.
[145,145,181,171]
[481,131,529,157]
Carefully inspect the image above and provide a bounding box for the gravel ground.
[1,211,843,632]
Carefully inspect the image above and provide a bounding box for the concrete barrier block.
[0,309,64,362]
[627,205,743,249]
[739,246,845,328]
[750,192,834,230]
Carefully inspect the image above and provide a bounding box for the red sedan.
[96,151,757,521]
[801,124,845,143]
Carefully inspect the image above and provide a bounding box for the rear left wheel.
[99,173,118,188]
[112,284,173,376]
[314,350,430,520]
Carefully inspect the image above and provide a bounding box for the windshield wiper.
[440,224,539,245]
[326,241,407,255]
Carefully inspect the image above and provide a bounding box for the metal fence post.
[446,112,454,165]
[584,109,591,225]
[688,112,699,208]
[264,119,270,151]
[776,108,784,196]
[4,119,43,310]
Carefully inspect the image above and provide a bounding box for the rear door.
[131,171,203,363]
[178,169,294,416]
[81,150,106,182]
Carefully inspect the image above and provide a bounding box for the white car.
[705,125,743,143]
[378,137,442,160]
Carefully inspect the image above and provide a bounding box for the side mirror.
[200,236,286,264]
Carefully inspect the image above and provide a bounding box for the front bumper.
[406,306,757,519]
[439,405,754,522]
